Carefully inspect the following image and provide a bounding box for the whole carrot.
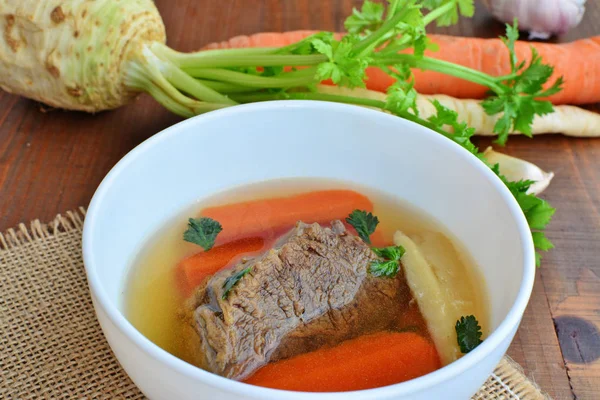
[204,30,600,105]
[244,331,441,392]
[383,34,600,105]
[201,190,373,243]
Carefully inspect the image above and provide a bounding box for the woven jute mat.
[0,209,551,399]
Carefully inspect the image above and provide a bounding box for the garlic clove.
[483,0,586,39]
[483,147,554,195]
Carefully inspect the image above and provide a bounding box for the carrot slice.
[369,229,388,247]
[244,331,441,392]
[179,236,265,293]
[202,190,373,243]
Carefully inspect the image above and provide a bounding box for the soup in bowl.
[83,101,535,400]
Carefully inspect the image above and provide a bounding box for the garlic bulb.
[483,147,554,195]
[482,0,586,39]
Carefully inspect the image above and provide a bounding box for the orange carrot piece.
[244,331,441,392]
[369,229,388,247]
[202,190,373,243]
[179,236,265,292]
[204,31,600,105]
[364,34,600,105]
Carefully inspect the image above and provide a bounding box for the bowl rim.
[83,100,536,399]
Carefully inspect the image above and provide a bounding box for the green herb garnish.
[183,217,222,251]
[372,245,406,261]
[492,166,555,266]
[222,266,252,300]
[481,21,563,145]
[370,245,405,277]
[346,209,379,244]
[455,315,483,353]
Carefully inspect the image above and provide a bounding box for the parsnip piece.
[393,230,461,364]
[394,230,487,365]
[411,232,475,307]
[411,232,487,324]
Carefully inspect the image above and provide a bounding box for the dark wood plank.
[508,271,574,400]
[490,133,600,400]
[1,1,600,399]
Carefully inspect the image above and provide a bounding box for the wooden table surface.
[1,1,599,399]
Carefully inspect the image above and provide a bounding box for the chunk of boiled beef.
[189,220,410,381]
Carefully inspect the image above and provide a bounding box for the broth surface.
[125,178,489,368]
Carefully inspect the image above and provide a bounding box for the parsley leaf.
[370,245,406,277]
[455,315,483,353]
[532,231,554,251]
[344,1,385,34]
[370,260,401,277]
[346,209,379,244]
[183,217,222,251]
[496,174,556,266]
[275,31,334,55]
[372,245,406,260]
[386,80,419,116]
[502,20,519,70]
[313,35,371,88]
[427,100,480,158]
[457,0,475,18]
[222,266,252,300]
[482,21,564,145]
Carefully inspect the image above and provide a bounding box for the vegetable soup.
[125,179,489,392]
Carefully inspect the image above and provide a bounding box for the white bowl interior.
[84,101,533,399]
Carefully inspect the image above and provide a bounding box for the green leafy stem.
[125,0,558,264]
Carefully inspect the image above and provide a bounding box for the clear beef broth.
[125,178,488,375]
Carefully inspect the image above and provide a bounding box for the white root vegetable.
[483,147,554,195]
[394,232,458,365]
[315,85,600,137]
[394,230,486,365]
[0,0,166,112]
[419,94,600,138]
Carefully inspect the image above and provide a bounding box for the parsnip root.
[483,147,554,195]
[315,85,600,137]
[420,94,600,138]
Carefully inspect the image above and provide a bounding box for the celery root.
[0,0,165,112]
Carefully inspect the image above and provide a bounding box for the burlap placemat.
[0,209,551,399]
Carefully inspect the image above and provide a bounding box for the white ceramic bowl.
[83,101,535,400]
